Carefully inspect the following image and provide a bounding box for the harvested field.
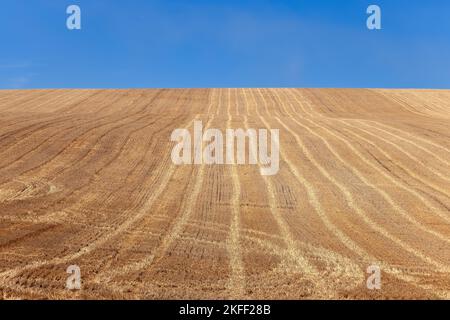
[0,88,449,299]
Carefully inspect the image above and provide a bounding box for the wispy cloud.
[0,61,33,69]
[5,74,36,89]
[0,60,36,88]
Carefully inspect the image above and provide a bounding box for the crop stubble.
[0,88,449,299]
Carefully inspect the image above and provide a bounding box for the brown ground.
[0,88,449,300]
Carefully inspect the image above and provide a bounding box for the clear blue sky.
[1,0,450,89]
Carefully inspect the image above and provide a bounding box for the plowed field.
[0,88,449,299]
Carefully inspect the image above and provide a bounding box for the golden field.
[0,88,449,299]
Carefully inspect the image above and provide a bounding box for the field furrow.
[0,89,449,299]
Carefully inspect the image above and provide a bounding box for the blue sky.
[1,0,450,89]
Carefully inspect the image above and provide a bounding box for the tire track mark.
[283,89,450,242]
[257,89,450,296]
[272,89,449,272]
[243,89,341,298]
[226,89,245,298]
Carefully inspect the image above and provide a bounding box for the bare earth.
[0,88,449,299]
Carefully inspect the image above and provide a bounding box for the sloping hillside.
[0,88,449,299]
